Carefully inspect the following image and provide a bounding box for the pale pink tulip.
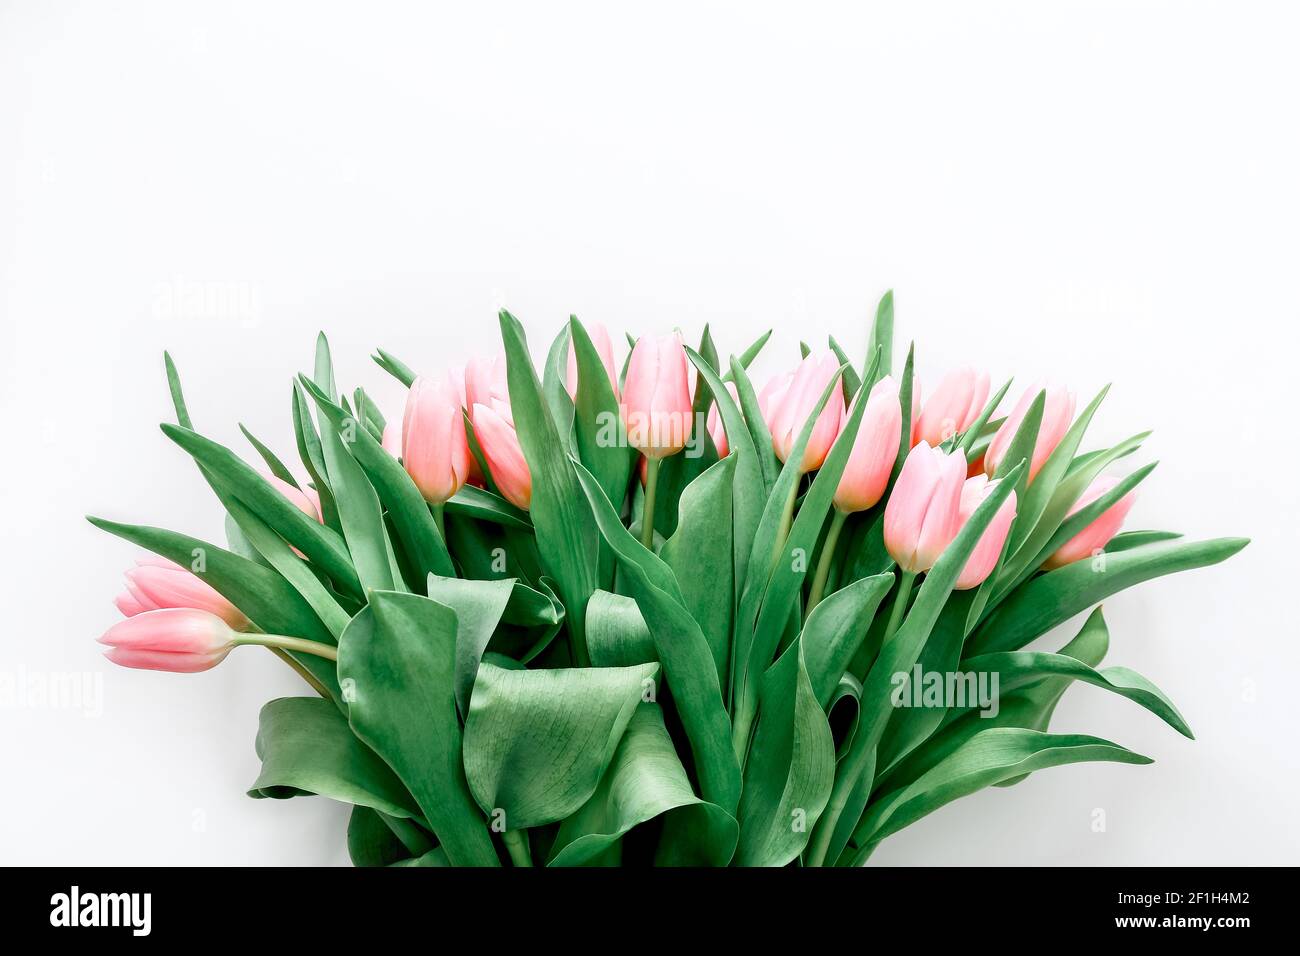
[118,560,250,630]
[757,371,793,436]
[263,472,322,522]
[833,376,903,514]
[465,352,509,413]
[1043,475,1136,569]
[915,367,991,448]
[381,421,402,458]
[769,351,844,473]
[566,322,620,400]
[707,383,738,457]
[402,375,472,504]
[472,401,532,510]
[883,442,967,573]
[984,382,1076,481]
[621,332,694,459]
[954,475,1017,589]
[99,608,236,673]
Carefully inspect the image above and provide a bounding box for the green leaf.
[548,703,738,866]
[337,592,499,866]
[660,455,736,684]
[162,351,193,428]
[966,536,1249,657]
[239,424,299,486]
[291,383,340,531]
[499,310,599,665]
[347,806,418,867]
[463,660,659,829]
[851,728,1152,858]
[735,636,836,866]
[446,484,533,530]
[722,329,773,380]
[586,590,657,667]
[801,573,893,707]
[574,462,742,814]
[249,696,422,821]
[423,573,516,716]
[372,347,417,387]
[867,290,893,376]
[570,315,633,511]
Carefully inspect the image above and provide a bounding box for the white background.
[2,1,1296,865]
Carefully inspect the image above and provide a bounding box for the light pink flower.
[833,376,903,514]
[99,608,236,673]
[472,401,532,510]
[953,475,1017,589]
[402,375,472,504]
[566,322,620,400]
[915,367,991,447]
[984,382,1076,481]
[1043,475,1136,569]
[883,442,968,573]
[707,382,739,457]
[117,559,250,630]
[621,332,694,459]
[768,351,844,473]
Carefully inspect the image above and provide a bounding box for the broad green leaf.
[570,316,634,512]
[867,290,893,376]
[735,636,836,866]
[463,660,659,829]
[966,536,1249,657]
[728,358,779,497]
[347,805,420,866]
[586,590,657,667]
[446,484,533,530]
[338,593,499,866]
[575,462,742,814]
[423,573,516,716]
[660,455,736,684]
[499,310,599,665]
[548,704,738,867]
[249,696,422,823]
[801,572,893,707]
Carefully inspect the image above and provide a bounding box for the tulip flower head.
[381,422,402,458]
[472,400,532,510]
[915,367,991,448]
[883,442,968,573]
[565,322,620,401]
[768,351,844,473]
[1043,474,1136,569]
[833,376,903,514]
[953,475,1017,589]
[984,382,1075,482]
[403,375,473,504]
[99,608,237,673]
[117,557,250,630]
[464,353,510,416]
[621,332,694,459]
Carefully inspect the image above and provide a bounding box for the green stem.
[640,456,663,549]
[266,647,330,698]
[502,829,533,867]
[430,501,446,542]
[881,571,916,646]
[768,480,801,574]
[805,509,849,618]
[235,633,338,661]
[806,729,873,867]
[381,814,435,857]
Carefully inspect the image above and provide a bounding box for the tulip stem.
[430,502,447,541]
[235,634,339,662]
[769,481,801,574]
[502,828,533,867]
[882,571,916,645]
[806,509,849,618]
[640,456,662,549]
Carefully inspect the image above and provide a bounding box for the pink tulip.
[263,472,322,522]
[99,608,236,673]
[984,382,1075,482]
[621,332,694,459]
[769,351,844,473]
[706,383,738,457]
[1043,475,1136,569]
[953,475,1017,589]
[381,421,402,458]
[472,401,532,510]
[833,376,903,514]
[117,560,250,630]
[757,371,793,436]
[915,367,991,447]
[883,442,968,573]
[402,375,472,504]
[465,352,509,414]
[566,322,620,400]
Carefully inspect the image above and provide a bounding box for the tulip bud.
[953,475,1017,589]
[465,352,509,415]
[472,401,533,510]
[566,322,620,400]
[1043,475,1136,569]
[769,351,844,473]
[119,559,250,630]
[381,422,402,458]
[833,376,903,513]
[99,608,236,673]
[984,382,1075,482]
[706,382,738,457]
[402,375,472,504]
[915,367,991,447]
[883,442,967,573]
[621,332,694,459]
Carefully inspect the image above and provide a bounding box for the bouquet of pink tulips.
[92,293,1246,866]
